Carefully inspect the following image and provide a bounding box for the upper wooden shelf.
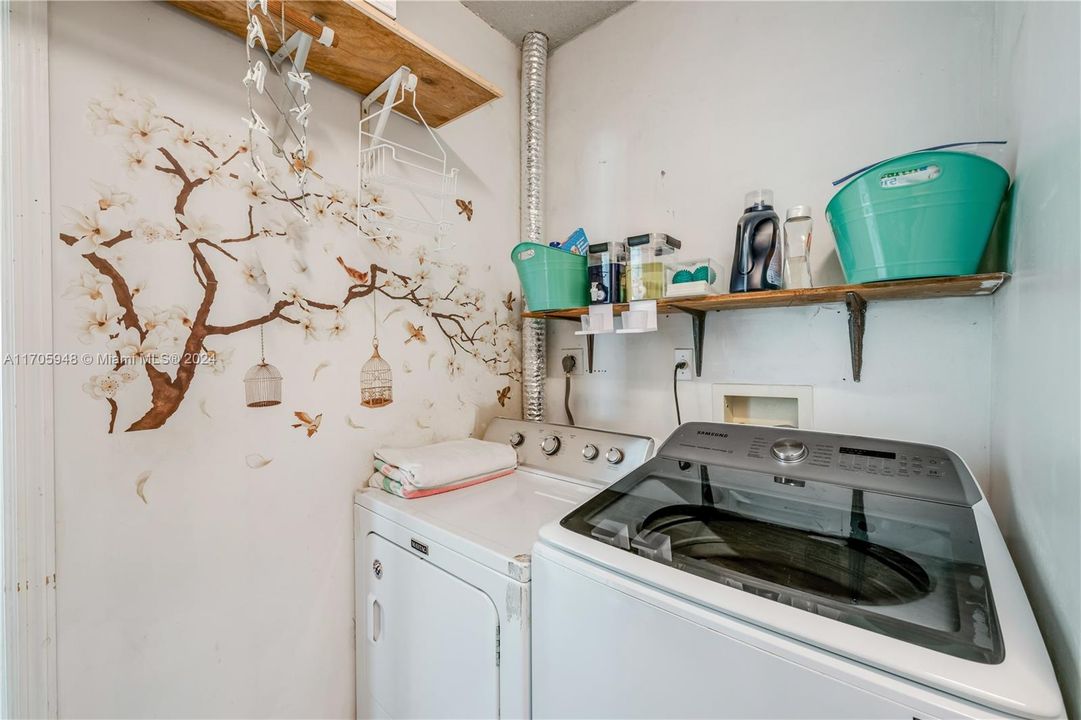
[168,0,503,127]
[522,273,1009,319]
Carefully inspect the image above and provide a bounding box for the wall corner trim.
[2,1,58,717]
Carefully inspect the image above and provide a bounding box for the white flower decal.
[92,181,134,212]
[176,214,222,243]
[132,219,175,244]
[66,270,109,302]
[204,346,234,375]
[79,302,121,344]
[110,326,158,362]
[83,372,123,400]
[63,207,117,253]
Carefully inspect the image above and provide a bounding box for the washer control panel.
[485,417,655,487]
[661,422,980,507]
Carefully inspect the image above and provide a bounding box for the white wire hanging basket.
[357,66,459,250]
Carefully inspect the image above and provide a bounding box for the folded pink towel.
[373,438,518,489]
[368,467,515,499]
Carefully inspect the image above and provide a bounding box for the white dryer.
[354,418,654,719]
[533,422,1065,720]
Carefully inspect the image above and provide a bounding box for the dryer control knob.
[540,435,561,456]
[771,438,808,463]
[582,444,599,461]
[605,447,625,465]
[509,431,524,447]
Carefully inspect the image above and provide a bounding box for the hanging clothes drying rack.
[357,65,459,249]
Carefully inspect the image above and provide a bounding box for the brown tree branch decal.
[63,88,520,432]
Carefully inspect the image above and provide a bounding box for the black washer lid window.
[560,457,1003,664]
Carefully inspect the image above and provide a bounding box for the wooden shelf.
[522,273,1009,319]
[169,0,502,127]
[524,273,1009,382]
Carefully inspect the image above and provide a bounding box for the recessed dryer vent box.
[711,384,813,428]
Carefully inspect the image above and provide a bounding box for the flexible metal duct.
[520,31,548,422]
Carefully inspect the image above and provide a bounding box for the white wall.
[989,3,1081,716]
[544,1,1004,482]
[544,2,1080,711]
[48,2,518,717]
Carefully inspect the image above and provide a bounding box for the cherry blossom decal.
[61,87,520,433]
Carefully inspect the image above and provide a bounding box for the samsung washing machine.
[532,422,1065,719]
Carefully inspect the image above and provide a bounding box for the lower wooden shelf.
[522,273,1009,382]
[522,273,1008,319]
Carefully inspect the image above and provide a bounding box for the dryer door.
[364,533,500,719]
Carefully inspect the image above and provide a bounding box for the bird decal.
[404,321,427,344]
[291,411,323,437]
[290,149,323,180]
[502,292,515,312]
[496,386,511,407]
[336,256,370,285]
[456,198,473,222]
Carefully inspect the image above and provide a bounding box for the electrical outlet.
[674,348,694,380]
[560,348,584,376]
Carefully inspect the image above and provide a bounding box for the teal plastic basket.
[826,151,1009,284]
[511,242,587,311]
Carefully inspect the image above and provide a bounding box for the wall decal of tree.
[61,87,520,433]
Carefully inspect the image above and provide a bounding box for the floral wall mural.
[49,3,521,715]
[59,88,520,434]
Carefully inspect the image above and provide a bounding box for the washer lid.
[356,469,598,581]
[560,455,1001,663]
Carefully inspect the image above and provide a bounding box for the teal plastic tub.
[511,242,587,311]
[826,151,1009,283]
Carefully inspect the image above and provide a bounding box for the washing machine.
[354,417,654,719]
[532,422,1065,720]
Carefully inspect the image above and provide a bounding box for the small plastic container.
[587,241,626,305]
[623,233,681,301]
[665,258,723,298]
[511,242,588,312]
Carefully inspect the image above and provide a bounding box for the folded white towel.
[374,438,518,489]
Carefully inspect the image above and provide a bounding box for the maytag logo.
[696,430,729,438]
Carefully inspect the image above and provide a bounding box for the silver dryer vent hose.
[520,31,548,422]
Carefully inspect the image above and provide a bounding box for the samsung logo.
[696,431,729,438]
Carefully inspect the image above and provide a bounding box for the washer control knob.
[540,435,561,456]
[605,447,625,465]
[771,439,808,464]
[509,432,524,448]
[582,444,599,461]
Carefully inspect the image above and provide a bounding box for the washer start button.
[770,439,808,464]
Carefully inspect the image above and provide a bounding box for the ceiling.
[461,1,634,50]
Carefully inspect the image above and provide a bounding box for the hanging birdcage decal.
[360,295,393,408]
[360,338,393,408]
[245,326,283,407]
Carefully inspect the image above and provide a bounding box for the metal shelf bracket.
[688,310,706,378]
[845,291,868,382]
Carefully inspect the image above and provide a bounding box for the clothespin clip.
[246,15,267,50]
[252,155,269,182]
[287,70,312,94]
[290,102,312,128]
[243,110,271,137]
[243,61,267,94]
[247,0,269,14]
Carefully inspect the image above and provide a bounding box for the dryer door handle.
[367,594,382,642]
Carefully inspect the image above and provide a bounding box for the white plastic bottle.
[783,205,814,289]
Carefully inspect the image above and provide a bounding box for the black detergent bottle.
[729,189,782,293]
